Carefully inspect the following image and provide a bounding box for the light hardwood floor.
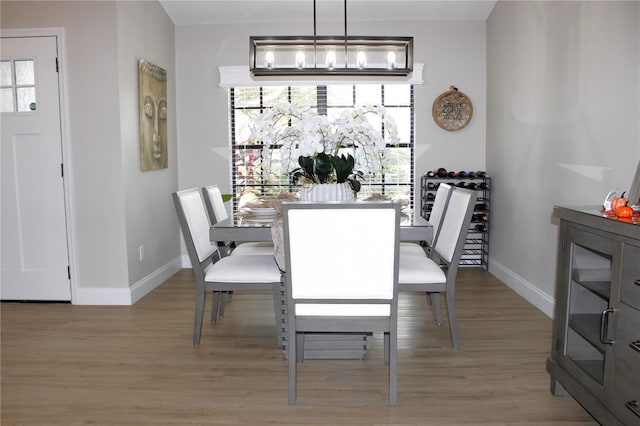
[2,268,597,425]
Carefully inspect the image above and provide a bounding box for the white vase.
[299,182,356,202]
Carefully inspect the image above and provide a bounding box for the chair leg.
[430,292,443,325]
[296,333,305,362]
[210,291,221,324]
[219,292,228,318]
[389,328,398,406]
[445,291,459,349]
[194,288,206,346]
[288,327,297,405]
[384,332,390,364]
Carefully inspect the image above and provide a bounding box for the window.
[229,84,414,212]
[1,59,37,113]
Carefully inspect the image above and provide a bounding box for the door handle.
[626,400,640,418]
[600,308,615,345]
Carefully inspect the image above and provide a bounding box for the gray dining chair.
[399,187,477,349]
[172,187,282,346]
[282,201,401,405]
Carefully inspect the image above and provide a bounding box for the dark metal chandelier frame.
[249,0,414,77]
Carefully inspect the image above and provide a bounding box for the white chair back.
[283,201,401,405]
[174,188,217,263]
[433,188,475,264]
[286,204,399,304]
[429,183,453,245]
[203,185,229,224]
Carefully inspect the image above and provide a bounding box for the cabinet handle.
[600,308,615,345]
[631,341,640,353]
[635,279,640,286]
[626,400,640,418]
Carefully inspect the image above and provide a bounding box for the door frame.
[2,27,78,303]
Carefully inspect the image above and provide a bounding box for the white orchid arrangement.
[249,102,399,193]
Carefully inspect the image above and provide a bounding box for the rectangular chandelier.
[250,35,413,77]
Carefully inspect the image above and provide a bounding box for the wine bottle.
[472,214,489,222]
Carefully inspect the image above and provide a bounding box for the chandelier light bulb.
[387,51,396,69]
[265,51,275,69]
[356,51,367,69]
[295,50,306,69]
[326,50,336,69]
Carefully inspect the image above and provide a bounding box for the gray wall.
[175,20,487,198]
[486,1,640,315]
[116,1,180,295]
[1,1,180,303]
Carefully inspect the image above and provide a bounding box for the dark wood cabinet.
[547,206,640,425]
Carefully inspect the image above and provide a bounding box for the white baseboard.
[489,259,555,318]
[74,286,133,305]
[130,257,183,304]
[74,257,183,305]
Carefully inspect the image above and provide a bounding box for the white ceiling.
[159,1,497,26]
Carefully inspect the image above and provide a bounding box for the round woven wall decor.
[432,86,473,131]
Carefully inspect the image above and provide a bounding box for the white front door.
[1,35,71,301]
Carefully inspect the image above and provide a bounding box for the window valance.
[218,64,424,88]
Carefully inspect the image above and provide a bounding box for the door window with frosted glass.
[1,59,37,113]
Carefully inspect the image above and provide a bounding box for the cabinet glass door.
[566,243,612,384]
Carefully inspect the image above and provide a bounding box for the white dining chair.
[399,187,477,349]
[282,201,401,405]
[202,185,274,256]
[202,185,275,319]
[400,182,453,317]
[173,188,282,346]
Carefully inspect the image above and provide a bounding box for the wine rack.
[420,171,491,270]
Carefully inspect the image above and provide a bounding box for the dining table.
[210,208,432,244]
[209,203,433,360]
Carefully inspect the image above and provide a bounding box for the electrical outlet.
[139,245,144,262]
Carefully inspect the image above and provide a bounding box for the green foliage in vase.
[292,153,363,193]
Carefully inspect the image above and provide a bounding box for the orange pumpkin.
[615,205,634,218]
[611,192,628,210]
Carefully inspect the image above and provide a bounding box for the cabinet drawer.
[621,244,640,310]
[611,303,640,425]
